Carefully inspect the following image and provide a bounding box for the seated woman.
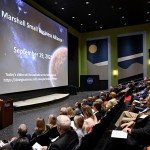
[82,105,98,134]
[46,114,57,130]
[66,106,75,121]
[31,117,46,140]
[74,115,84,145]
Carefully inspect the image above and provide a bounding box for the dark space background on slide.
[0,0,68,95]
[2,33,79,102]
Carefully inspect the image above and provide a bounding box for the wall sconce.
[113,70,118,76]
[148,49,150,65]
[148,59,150,65]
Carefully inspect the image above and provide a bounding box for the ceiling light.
[100,26,102,29]
[122,16,125,19]
[124,23,127,26]
[95,20,98,23]
[72,16,75,19]
[147,12,150,14]
[88,13,91,16]
[61,7,64,10]
[111,5,114,9]
[54,1,58,5]
[119,7,122,10]
[146,19,149,22]
[80,24,83,26]
[86,1,90,5]
[147,1,150,4]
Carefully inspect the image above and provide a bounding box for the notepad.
[111,130,127,139]
[32,142,42,150]
[0,140,5,147]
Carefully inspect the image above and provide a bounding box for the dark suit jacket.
[94,111,102,121]
[127,115,150,147]
[48,130,79,150]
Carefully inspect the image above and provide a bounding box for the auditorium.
[0,0,150,150]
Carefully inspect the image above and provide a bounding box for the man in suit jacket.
[42,115,79,150]
[115,94,150,127]
[121,114,150,150]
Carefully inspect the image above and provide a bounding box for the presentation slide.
[0,0,68,94]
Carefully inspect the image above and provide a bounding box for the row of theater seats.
[77,95,126,150]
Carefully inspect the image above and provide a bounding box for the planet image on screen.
[49,47,68,87]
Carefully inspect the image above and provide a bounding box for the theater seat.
[30,127,59,146]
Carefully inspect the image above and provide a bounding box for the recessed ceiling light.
[119,7,122,10]
[146,19,149,22]
[147,1,150,4]
[72,16,75,19]
[100,26,102,29]
[122,16,125,19]
[88,13,91,16]
[124,23,127,26]
[80,24,83,26]
[54,1,58,5]
[95,20,98,23]
[147,12,150,14]
[61,7,64,10]
[86,1,90,5]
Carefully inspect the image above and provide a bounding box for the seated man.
[111,115,150,150]
[1,124,31,150]
[42,115,79,150]
[10,124,31,149]
[115,94,150,127]
[121,115,150,150]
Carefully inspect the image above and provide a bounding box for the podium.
[0,99,13,129]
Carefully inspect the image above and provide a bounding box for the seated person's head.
[74,115,84,129]
[82,105,94,119]
[35,117,46,132]
[17,124,28,137]
[56,115,71,135]
[60,107,67,115]
[14,137,32,150]
[47,114,57,128]
[93,101,101,112]
[109,92,116,99]
[66,106,75,118]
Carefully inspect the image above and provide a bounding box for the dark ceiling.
[31,0,150,33]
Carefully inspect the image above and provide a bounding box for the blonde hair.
[74,115,84,129]
[66,106,75,117]
[48,114,57,127]
[82,105,95,120]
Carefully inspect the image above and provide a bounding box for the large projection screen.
[0,0,68,94]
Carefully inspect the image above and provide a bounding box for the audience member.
[74,115,84,145]
[31,117,46,139]
[14,137,32,150]
[59,107,67,115]
[92,101,102,121]
[10,124,31,149]
[105,92,118,111]
[74,102,82,115]
[46,114,57,130]
[82,105,98,134]
[41,115,79,150]
[115,94,150,127]
[119,115,150,150]
[66,106,75,121]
